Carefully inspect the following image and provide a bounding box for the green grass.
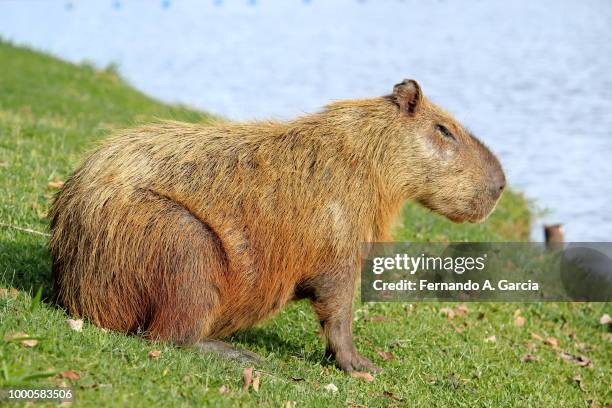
[0,41,609,407]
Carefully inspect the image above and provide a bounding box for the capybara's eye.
[436,124,457,141]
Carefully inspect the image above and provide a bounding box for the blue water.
[1,0,611,241]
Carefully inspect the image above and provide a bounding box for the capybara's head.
[388,79,506,223]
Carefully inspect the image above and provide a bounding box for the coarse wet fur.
[49,79,505,372]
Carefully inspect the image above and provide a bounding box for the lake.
[1,0,611,241]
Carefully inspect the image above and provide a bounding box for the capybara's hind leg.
[194,340,262,364]
[141,191,227,345]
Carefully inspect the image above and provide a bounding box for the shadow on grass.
[230,309,327,366]
[0,238,53,299]
[231,326,307,356]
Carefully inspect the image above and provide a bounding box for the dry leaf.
[513,308,522,318]
[484,335,497,343]
[9,288,19,298]
[67,319,83,332]
[242,367,254,391]
[599,314,612,326]
[521,354,539,362]
[48,180,65,190]
[440,307,455,320]
[514,316,526,327]
[476,312,485,320]
[218,385,230,395]
[525,342,537,351]
[4,332,38,347]
[60,370,80,380]
[452,323,465,333]
[291,376,305,382]
[0,288,8,297]
[284,402,295,408]
[559,352,592,367]
[351,371,375,382]
[531,333,544,341]
[455,304,469,317]
[148,350,161,359]
[571,375,586,392]
[22,338,38,348]
[587,399,602,408]
[323,383,338,393]
[377,350,395,361]
[4,332,28,342]
[544,337,559,348]
[382,390,403,402]
[252,375,260,392]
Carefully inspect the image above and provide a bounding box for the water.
[1,0,611,241]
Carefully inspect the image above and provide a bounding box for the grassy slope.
[0,42,609,407]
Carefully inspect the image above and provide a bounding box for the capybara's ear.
[392,79,422,115]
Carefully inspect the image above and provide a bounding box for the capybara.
[50,79,505,372]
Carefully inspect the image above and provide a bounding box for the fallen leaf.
[525,342,537,351]
[377,350,395,361]
[252,375,260,392]
[452,323,465,333]
[351,371,375,382]
[284,402,295,408]
[242,367,254,391]
[531,333,544,341]
[586,399,602,408]
[559,352,592,367]
[323,383,338,393]
[4,332,38,347]
[22,338,38,348]
[514,316,526,327]
[440,307,455,320]
[455,304,469,317]
[382,391,403,401]
[9,288,19,298]
[67,319,83,332]
[148,350,161,359]
[513,308,522,318]
[0,288,7,297]
[476,312,485,320]
[60,370,80,380]
[218,385,230,395]
[521,354,539,362]
[571,375,586,392]
[544,337,559,348]
[291,376,305,382]
[48,180,65,190]
[484,335,497,343]
[599,314,612,326]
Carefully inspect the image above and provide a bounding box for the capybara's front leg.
[306,272,381,373]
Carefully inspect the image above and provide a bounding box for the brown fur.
[49,79,505,371]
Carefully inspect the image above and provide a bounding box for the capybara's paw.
[335,349,382,373]
[194,340,263,365]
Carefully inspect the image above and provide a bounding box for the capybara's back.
[50,79,505,371]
